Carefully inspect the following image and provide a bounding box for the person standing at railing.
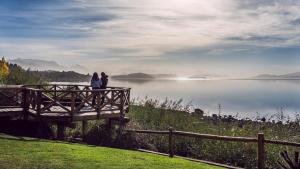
[100,72,108,104]
[91,72,101,105]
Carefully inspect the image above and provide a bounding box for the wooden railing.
[0,84,131,121]
[0,86,23,108]
[23,84,131,119]
[125,128,300,169]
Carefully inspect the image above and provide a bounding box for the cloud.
[290,18,300,25]
[225,35,290,45]
[0,0,300,76]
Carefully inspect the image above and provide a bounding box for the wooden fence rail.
[125,128,300,169]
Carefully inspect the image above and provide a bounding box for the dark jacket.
[100,75,108,89]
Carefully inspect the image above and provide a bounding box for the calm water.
[58,79,300,120]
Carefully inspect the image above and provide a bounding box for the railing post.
[128,89,131,105]
[169,127,174,158]
[57,122,65,140]
[119,90,125,123]
[97,90,101,119]
[22,88,29,120]
[257,133,265,169]
[85,87,89,102]
[117,90,125,135]
[54,84,57,99]
[71,92,75,121]
[125,89,130,113]
[37,90,42,116]
[120,90,125,117]
[111,90,114,106]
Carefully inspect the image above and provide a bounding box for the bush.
[85,123,112,146]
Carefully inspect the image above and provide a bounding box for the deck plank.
[27,105,122,121]
[0,108,23,117]
[0,105,124,121]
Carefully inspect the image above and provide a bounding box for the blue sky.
[0,0,300,77]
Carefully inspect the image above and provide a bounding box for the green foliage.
[0,134,223,169]
[0,63,90,85]
[2,64,44,85]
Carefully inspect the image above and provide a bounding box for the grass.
[0,134,223,169]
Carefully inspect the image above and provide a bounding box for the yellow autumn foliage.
[0,57,9,79]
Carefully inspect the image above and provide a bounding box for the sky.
[0,0,300,77]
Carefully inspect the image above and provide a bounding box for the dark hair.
[92,72,99,81]
[101,72,108,78]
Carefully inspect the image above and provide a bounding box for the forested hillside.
[30,70,91,82]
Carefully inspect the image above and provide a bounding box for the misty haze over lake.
[57,79,300,121]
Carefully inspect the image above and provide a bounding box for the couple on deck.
[91,72,108,105]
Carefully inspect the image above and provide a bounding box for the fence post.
[257,133,265,169]
[169,127,174,158]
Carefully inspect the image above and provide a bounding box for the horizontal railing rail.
[23,84,131,90]
[173,131,258,142]
[265,139,300,147]
[32,89,130,92]
[125,128,300,169]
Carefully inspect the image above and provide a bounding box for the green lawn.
[0,134,223,169]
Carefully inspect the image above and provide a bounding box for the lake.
[57,79,300,121]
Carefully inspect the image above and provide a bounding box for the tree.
[0,57,9,81]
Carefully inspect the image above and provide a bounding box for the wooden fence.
[125,128,300,169]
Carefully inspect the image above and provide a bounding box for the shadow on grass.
[0,132,103,149]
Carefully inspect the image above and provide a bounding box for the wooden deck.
[0,84,131,122]
[28,105,124,121]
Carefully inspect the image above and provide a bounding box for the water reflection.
[109,79,300,120]
[111,78,153,84]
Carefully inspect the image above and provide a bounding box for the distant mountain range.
[10,58,88,73]
[251,72,300,79]
[111,73,177,79]
[112,73,154,79]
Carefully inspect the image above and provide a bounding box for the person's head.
[92,72,99,80]
[101,72,107,77]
